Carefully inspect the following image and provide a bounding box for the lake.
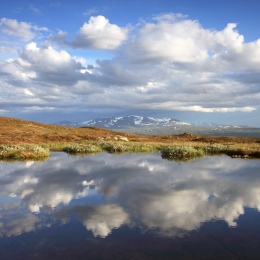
[0,152,260,259]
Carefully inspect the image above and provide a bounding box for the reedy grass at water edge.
[1,141,259,161]
[160,143,256,162]
[200,144,229,154]
[161,145,204,162]
[0,144,49,160]
[62,143,102,154]
[32,142,260,159]
[60,141,159,155]
[60,142,237,161]
[98,141,159,154]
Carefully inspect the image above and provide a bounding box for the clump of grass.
[161,145,204,161]
[201,144,229,154]
[99,141,158,154]
[131,143,158,153]
[0,144,49,160]
[40,142,70,151]
[62,143,102,155]
[99,141,132,153]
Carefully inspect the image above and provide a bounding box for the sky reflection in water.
[0,152,260,239]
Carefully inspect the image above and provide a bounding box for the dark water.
[0,152,260,259]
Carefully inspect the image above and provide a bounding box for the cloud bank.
[0,14,260,124]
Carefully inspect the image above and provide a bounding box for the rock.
[99,135,129,142]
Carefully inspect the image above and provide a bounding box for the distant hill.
[0,116,131,144]
[127,125,260,137]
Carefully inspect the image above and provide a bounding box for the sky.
[0,0,260,126]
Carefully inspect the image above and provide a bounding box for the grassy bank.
[0,116,259,161]
[0,140,259,162]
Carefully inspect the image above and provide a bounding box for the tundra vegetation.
[0,116,259,161]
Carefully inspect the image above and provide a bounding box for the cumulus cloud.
[15,42,85,85]
[124,19,207,63]
[123,19,246,65]
[0,42,106,113]
[56,14,258,115]
[50,16,128,50]
[0,18,47,41]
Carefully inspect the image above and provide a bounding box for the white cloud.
[0,18,47,42]
[49,30,68,46]
[51,16,128,50]
[212,23,244,54]
[0,46,17,54]
[127,20,208,63]
[83,8,98,16]
[15,42,85,85]
[152,12,188,22]
[124,19,247,64]
[174,105,256,113]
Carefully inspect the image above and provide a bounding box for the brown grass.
[0,116,259,158]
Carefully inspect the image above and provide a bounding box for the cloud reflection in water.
[0,152,259,238]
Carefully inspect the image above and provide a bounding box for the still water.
[0,152,260,259]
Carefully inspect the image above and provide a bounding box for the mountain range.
[56,115,260,137]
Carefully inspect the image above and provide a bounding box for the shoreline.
[1,140,259,161]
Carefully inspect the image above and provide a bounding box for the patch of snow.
[134,116,143,125]
[81,120,92,125]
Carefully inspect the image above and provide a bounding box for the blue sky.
[0,0,260,126]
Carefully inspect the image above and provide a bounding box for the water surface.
[0,152,260,259]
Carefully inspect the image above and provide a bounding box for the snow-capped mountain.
[55,115,260,137]
[56,115,191,129]
[79,115,191,129]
